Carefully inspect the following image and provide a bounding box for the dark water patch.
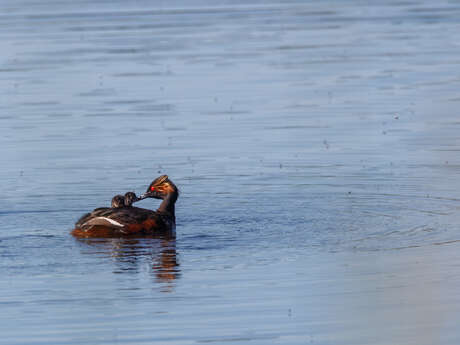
[77,88,116,97]
[19,6,283,21]
[0,209,78,216]
[132,103,174,112]
[197,333,280,343]
[292,10,338,17]
[20,101,60,106]
[321,14,455,23]
[83,112,127,117]
[103,99,152,105]
[432,239,460,246]
[263,125,329,130]
[285,103,320,109]
[65,22,208,33]
[113,71,172,77]
[207,110,251,115]
[0,67,33,72]
[273,43,347,51]
[407,6,460,13]
[0,234,57,240]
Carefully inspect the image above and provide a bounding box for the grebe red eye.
[150,186,155,191]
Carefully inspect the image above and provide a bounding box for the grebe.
[111,195,125,208]
[111,192,138,208]
[123,192,138,207]
[72,175,179,238]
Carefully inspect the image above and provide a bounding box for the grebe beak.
[138,190,164,200]
[138,191,156,200]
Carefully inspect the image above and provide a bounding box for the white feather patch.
[101,217,125,227]
[82,216,126,229]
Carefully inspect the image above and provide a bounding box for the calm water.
[2,0,460,344]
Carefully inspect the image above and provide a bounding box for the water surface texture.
[1,1,460,344]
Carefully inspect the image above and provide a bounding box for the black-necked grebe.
[111,195,125,208]
[72,175,179,238]
[123,192,138,207]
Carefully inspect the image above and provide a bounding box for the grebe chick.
[124,192,138,207]
[72,175,179,238]
[111,195,125,208]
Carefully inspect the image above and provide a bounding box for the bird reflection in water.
[76,236,180,291]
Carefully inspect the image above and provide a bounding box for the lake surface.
[1,0,460,344]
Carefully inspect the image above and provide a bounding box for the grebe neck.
[157,192,177,216]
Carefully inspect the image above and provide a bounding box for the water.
[1,0,460,344]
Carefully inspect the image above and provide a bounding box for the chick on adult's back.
[72,175,179,238]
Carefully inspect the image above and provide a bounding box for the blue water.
[2,1,460,344]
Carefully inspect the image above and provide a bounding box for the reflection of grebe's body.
[72,176,179,238]
[77,238,180,286]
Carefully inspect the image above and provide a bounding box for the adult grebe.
[72,175,179,238]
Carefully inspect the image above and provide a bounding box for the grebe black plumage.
[72,175,179,238]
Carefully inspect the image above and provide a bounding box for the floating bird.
[72,175,178,238]
[110,195,125,208]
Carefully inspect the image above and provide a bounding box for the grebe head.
[139,175,178,201]
[124,192,138,207]
[111,195,125,208]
